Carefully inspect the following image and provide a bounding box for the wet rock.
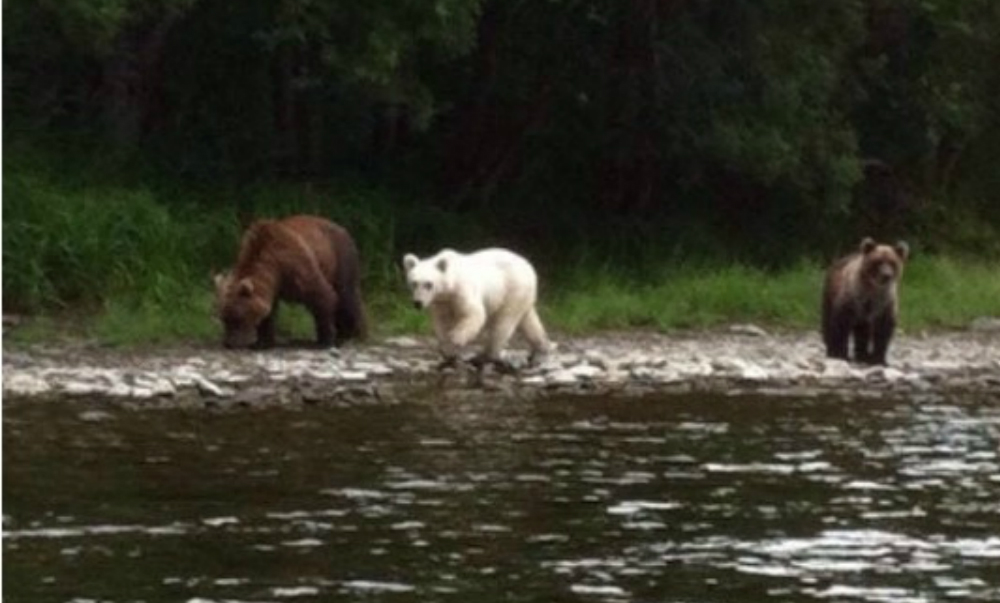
[603,369,630,383]
[864,367,906,383]
[351,361,393,376]
[582,351,610,369]
[234,386,281,406]
[194,376,233,398]
[306,368,339,380]
[5,373,51,396]
[3,328,999,404]
[107,382,134,397]
[568,364,604,380]
[710,358,741,373]
[547,370,579,387]
[384,336,422,348]
[63,381,104,396]
[207,369,249,384]
[629,366,661,381]
[729,323,768,337]
[737,363,770,381]
[78,410,115,422]
[533,359,564,374]
[338,370,369,382]
[970,317,1000,332]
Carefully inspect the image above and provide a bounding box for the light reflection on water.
[4,392,1000,602]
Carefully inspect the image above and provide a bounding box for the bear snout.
[413,300,425,310]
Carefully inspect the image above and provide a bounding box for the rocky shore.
[3,324,999,407]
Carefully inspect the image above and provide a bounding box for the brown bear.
[213,215,367,348]
[821,237,909,365]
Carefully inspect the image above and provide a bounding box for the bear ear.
[860,237,877,254]
[237,278,254,298]
[436,257,448,273]
[402,254,418,271]
[894,241,910,261]
[212,272,229,291]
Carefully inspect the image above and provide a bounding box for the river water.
[4,392,1000,602]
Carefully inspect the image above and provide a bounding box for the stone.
[970,317,1000,332]
[107,383,134,397]
[132,375,176,397]
[710,358,741,373]
[4,373,51,396]
[339,371,369,382]
[385,336,422,348]
[629,367,659,381]
[729,323,768,337]
[306,369,339,380]
[547,370,579,386]
[738,363,770,381]
[194,376,233,398]
[351,362,393,376]
[63,381,102,396]
[78,410,114,422]
[582,351,610,369]
[569,364,604,379]
[3,328,999,404]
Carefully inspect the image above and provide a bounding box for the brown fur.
[214,215,367,348]
[821,237,909,365]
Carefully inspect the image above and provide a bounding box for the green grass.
[541,257,1000,335]
[545,262,818,333]
[6,254,997,348]
[4,149,999,347]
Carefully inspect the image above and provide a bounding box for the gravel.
[3,325,999,407]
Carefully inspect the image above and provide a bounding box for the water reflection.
[4,392,1000,602]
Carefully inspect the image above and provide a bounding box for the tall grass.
[545,262,818,333]
[542,257,1000,334]
[4,152,999,346]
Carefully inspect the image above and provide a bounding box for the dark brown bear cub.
[822,237,909,365]
[214,215,367,348]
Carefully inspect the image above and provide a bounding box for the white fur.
[402,248,551,362]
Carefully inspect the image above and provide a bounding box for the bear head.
[213,272,273,348]
[858,237,909,290]
[402,250,457,310]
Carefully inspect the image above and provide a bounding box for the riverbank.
[4,323,999,407]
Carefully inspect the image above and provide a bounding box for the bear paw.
[469,353,523,375]
[437,355,462,371]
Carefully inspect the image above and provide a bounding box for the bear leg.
[306,285,338,347]
[483,311,522,363]
[869,312,896,366]
[824,309,852,361]
[255,303,279,349]
[429,306,462,362]
[333,282,366,344]
[438,307,486,364]
[852,322,872,363]
[445,305,487,349]
[518,308,551,364]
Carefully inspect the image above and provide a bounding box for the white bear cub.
[402,248,552,366]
